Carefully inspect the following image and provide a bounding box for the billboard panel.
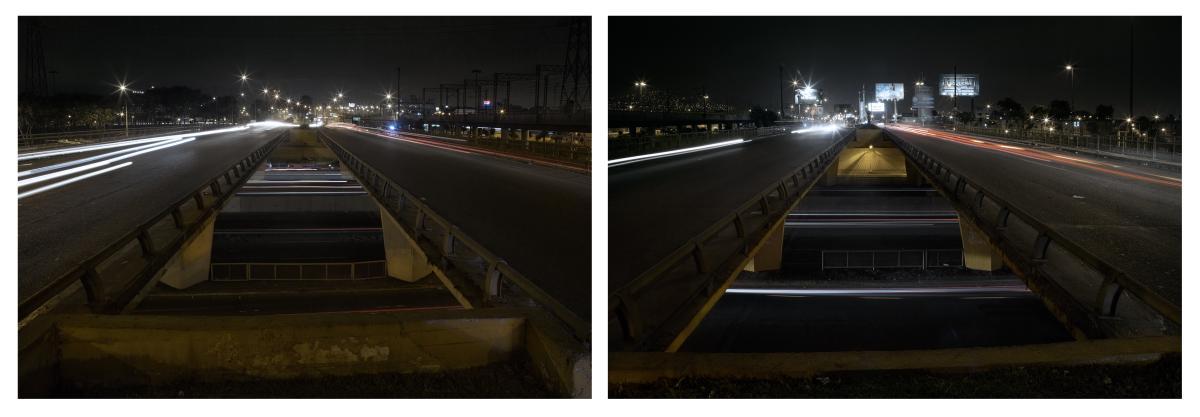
[875,83,905,101]
[939,74,979,97]
[867,102,886,112]
[796,86,819,103]
[912,85,935,109]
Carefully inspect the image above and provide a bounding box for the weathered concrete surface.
[159,216,217,289]
[52,310,524,391]
[960,215,1004,271]
[743,220,783,272]
[524,313,592,398]
[21,308,590,398]
[610,336,1180,384]
[378,203,434,282]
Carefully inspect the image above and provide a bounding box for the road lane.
[886,125,1182,308]
[18,126,287,302]
[608,130,846,291]
[320,127,592,318]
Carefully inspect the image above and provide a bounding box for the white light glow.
[608,139,744,167]
[18,162,133,200]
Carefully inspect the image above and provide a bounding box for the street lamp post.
[1065,65,1075,116]
[117,83,129,136]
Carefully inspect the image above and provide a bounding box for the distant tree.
[1094,104,1114,121]
[956,111,975,124]
[1135,116,1152,134]
[1048,100,1071,120]
[749,106,778,126]
[994,97,1025,121]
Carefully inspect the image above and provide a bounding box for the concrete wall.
[21,308,590,398]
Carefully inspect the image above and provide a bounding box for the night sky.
[22,16,573,106]
[610,16,1181,117]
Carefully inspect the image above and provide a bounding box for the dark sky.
[610,16,1181,117]
[23,16,574,106]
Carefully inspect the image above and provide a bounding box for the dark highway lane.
[18,126,285,302]
[320,127,592,319]
[887,126,1182,308]
[609,130,845,291]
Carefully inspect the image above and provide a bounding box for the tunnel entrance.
[680,126,1073,352]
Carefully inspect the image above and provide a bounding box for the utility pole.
[778,65,785,119]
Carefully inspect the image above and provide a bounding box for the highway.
[681,280,1073,352]
[17,124,289,303]
[608,129,846,291]
[886,125,1182,308]
[319,126,592,318]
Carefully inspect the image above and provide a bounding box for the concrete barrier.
[20,308,590,398]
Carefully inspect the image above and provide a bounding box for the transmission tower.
[558,17,590,115]
[22,18,49,97]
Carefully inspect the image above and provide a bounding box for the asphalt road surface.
[886,125,1182,310]
[18,125,287,303]
[609,129,846,291]
[319,127,592,318]
[681,282,1073,352]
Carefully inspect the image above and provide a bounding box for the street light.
[1065,64,1075,116]
[116,83,130,136]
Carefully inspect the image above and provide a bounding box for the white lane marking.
[19,137,188,178]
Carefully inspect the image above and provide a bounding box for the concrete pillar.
[959,216,1004,271]
[744,220,785,272]
[379,204,434,282]
[160,216,216,289]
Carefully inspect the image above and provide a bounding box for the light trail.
[608,139,745,167]
[727,285,1030,296]
[17,125,248,161]
[18,137,189,178]
[18,138,195,188]
[887,124,1182,188]
[327,123,589,173]
[18,162,132,200]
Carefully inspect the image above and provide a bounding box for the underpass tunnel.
[679,125,1071,353]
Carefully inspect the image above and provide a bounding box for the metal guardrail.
[609,129,855,351]
[609,127,788,160]
[888,129,1181,336]
[316,129,589,341]
[211,261,386,281]
[17,132,286,326]
[820,249,963,270]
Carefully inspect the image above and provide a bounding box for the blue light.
[387,125,396,131]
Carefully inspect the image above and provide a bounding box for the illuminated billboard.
[875,83,904,101]
[867,102,885,112]
[795,86,820,103]
[912,84,935,109]
[940,74,979,97]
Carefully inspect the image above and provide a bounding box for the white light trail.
[18,138,195,188]
[18,137,188,178]
[18,162,132,200]
[725,286,1030,296]
[18,125,248,162]
[608,139,745,167]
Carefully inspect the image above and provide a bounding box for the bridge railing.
[18,131,286,327]
[317,130,589,341]
[609,126,788,160]
[210,261,387,281]
[608,129,855,351]
[888,130,1180,337]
